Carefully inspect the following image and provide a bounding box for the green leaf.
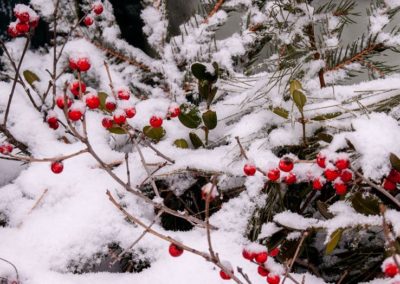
[174,139,189,149]
[191,62,218,82]
[178,105,202,129]
[207,86,218,107]
[292,90,307,112]
[311,112,342,121]
[198,80,211,100]
[98,91,108,111]
[189,132,204,149]
[317,133,333,143]
[351,192,380,216]
[271,107,289,119]
[108,127,126,135]
[316,201,334,219]
[23,70,40,86]
[143,126,165,142]
[326,228,344,254]
[202,110,217,130]
[390,153,400,172]
[289,80,302,96]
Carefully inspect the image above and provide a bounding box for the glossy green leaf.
[189,132,204,149]
[178,105,202,129]
[271,107,289,119]
[207,86,218,107]
[108,127,126,135]
[98,91,108,111]
[202,110,217,130]
[292,89,307,112]
[311,112,342,121]
[143,126,165,142]
[174,139,189,149]
[326,228,344,254]
[351,192,380,216]
[390,153,400,172]
[23,70,40,86]
[191,62,218,82]
[198,80,211,100]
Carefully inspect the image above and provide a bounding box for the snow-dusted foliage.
[1,0,400,283]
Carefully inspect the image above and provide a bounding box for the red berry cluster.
[242,246,281,284]
[314,153,352,195]
[0,143,14,155]
[69,56,91,74]
[83,2,104,27]
[243,156,297,185]
[383,168,400,191]
[383,261,399,278]
[101,87,136,129]
[8,4,39,38]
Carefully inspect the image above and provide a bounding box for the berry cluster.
[383,168,400,191]
[242,246,281,284]
[0,143,14,155]
[83,2,104,27]
[8,4,39,38]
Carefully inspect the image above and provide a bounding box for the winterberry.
[283,172,296,185]
[92,2,104,15]
[388,169,400,184]
[168,106,181,118]
[102,117,113,129]
[383,179,397,191]
[312,178,324,191]
[51,161,63,174]
[84,16,94,26]
[124,107,136,118]
[16,11,30,23]
[384,263,399,278]
[113,110,127,125]
[117,88,131,100]
[7,23,19,38]
[340,169,353,183]
[16,22,30,34]
[242,249,255,260]
[56,95,72,109]
[269,247,279,257]
[335,159,349,170]
[219,270,232,280]
[258,266,270,277]
[267,274,280,284]
[279,157,294,172]
[267,168,280,181]
[334,182,347,195]
[76,57,91,72]
[70,80,86,97]
[85,94,100,109]
[150,116,163,128]
[316,153,326,168]
[168,243,183,257]
[324,168,340,181]
[243,163,256,176]
[255,252,268,264]
[105,98,117,112]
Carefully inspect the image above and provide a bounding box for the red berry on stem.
[105,101,116,112]
[68,110,82,121]
[169,106,181,118]
[279,157,294,172]
[255,252,268,264]
[92,2,104,15]
[117,89,131,100]
[168,243,183,257]
[335,159,349,170]
[316,153,326,168]
[125,107,136,118]
[16,11,30,23]
[269,247,280,257]
[70,80,86,97]
[267,168,280,181]
[388,169,400,184]
[84,16,94,26]
[258,266,270,277]
[102,117,113,129]
[8,24,19,38]
[312,178,324,191]
[56,96,72,109]
[85,94,100,109]
[113,110,127,125]
[150,116,163,128]
[340,169,353,183]
[76,58,91,72]
[383,179,397,191]
[16,22,30,33]
[30,16,39,28]
[51,161,63,174]
[267,274,280,284]
[242,249,255,260]
[384,263,399,278]
[219,270,232,280]
[283,172,296,185]
[334,182,347,195]
[324,168,340,181]
[244,163,256,176]
[69,58,77,70]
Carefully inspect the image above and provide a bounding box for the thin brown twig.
[204,0,225,23]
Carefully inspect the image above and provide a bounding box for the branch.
[0,125,30,155]
[204,0,225,23]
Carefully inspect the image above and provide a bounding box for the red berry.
[324,168,340,181]
[16,22,30,33]
[92,2,104,15]
[383,179,397,191]
[269,247,279,257]
[255,252,268,264]
[384,263,399,278]
[84,16,94,26]
[283,172,296,185]
[267,168,280,181]
[47,116,57,125]
[56,96,72,109]
[243,163,256,176]
[312,178,324,191]
[334,182,347,195]
[70,80,86,97]
[30,16,39,28]
[8,24,19,38]
[150,116,163,128]
[169,106,181,118]
[219,270,232,280]
[69,58,77,70]
[85,95,100,109]
[102,117,113,129]
[388,169,400,184]
[316,153,326,168]
[0,144,13,155]
[168,243,183,257]
[16,11,30,23]
[340,169,353,183]
[267,274,280,284]
[49,121,59,130]
[117,89,131,100]
[68,109,83,121]
[113,111,127,125]
[51,161,63,174]
[242,249,255,260]
[125,107,136,118]
[105,101,116,112]
[258,266,270,277]
[279,157,294,172]
[335,159,349,170]
[76,58,91,72]
[0,146,6,155]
